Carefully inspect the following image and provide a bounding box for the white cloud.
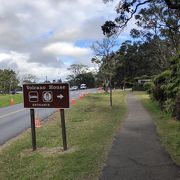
[0,0,133,81]
[0,51,69,81]
[43,42,91,57]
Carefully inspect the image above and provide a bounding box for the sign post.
[23,83,69,151]
[60,109,67,150]
[30,109,36,151]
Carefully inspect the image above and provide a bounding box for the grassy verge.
[0,91,126,180]
[0,94,23,107]
[136,92,180,165]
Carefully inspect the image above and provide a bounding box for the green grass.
[0,94,23,107]
[0,91,127,180]
[136,92,180,165]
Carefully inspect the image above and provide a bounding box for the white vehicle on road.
[80,84,87,89]
[70,86,78,91]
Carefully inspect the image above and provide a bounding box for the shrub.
[152,70,170,107]
[143,81,154,94]
[151,52,180,120]
[154,70,171,85]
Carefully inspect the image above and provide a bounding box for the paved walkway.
[100,93,180,180]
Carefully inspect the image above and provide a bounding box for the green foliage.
[66,64,96,87]
[101,0,180,118]
[143,81,154,94]
[163,99,176,113]
[151,52,180,119]
[152,70,171,106]
[67,64,88,78]
[0,69,19,94]
[154,70,171,85]
[100,0,180,89]
[76,72,95,88]
[113,40,163,87]
[102,1,180,48]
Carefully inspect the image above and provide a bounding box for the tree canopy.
[102,0,180,36]
[91,0,180,119]
[0,69,19,94]
[66,63,95,88]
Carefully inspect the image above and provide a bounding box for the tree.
[148,52,180,120]
[91,36,117,106]
[134,2,180,50]
[112,40,161,89]
[128,1,180,72]
[66,64,88,86]
[101,0,180,120]
[76,72,95,88]
[0,69,19,94]
[22,74,38,84]
[67,64,88,77]
[102,0,180,76]
[102,0,180,36]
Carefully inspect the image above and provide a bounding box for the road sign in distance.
[23,83,69,108]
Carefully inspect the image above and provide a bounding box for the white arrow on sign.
[57,94,64,100]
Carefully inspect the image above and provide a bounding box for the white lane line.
[0,109,27,119]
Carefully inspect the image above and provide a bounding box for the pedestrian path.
[100,93,180,180]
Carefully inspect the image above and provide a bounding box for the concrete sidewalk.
[100,93,180,180]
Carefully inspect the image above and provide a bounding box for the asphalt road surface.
[0,88,97,145]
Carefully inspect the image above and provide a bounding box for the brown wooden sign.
[23,83,69,108]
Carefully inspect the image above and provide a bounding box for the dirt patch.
[21,146,77,157]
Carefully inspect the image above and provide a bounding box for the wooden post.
[60,109,67,151]
[30,109,36,151]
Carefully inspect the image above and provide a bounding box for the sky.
[0,0,133,82]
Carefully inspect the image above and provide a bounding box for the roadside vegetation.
[0,94,23,107]
[99,0,180,120]
[143,53,180,120]
[0,91,126,180]
[137,92,180,165]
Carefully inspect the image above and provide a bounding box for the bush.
[151,52,180,120]
[154,70,171,85]
[152,71,170,107]
[164,99,175,114]
[143,81,154,94]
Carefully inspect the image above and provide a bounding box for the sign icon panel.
[28,91,39,102]
[43,91,53,102]
[23,83,69,108]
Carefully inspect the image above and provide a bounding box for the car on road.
[70,86,78,91]
[10,90,16,95]
[80,84,87,90]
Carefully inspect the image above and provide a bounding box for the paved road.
[0,89,96,145]
[100,93,180,180]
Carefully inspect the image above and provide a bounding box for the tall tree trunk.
[110,87,112,107]
[175,95,180,120]
[103,78,109,93]
[123,81,126,91]
[109,77,112,107]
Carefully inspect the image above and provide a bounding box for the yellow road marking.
[0,109,27,119]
